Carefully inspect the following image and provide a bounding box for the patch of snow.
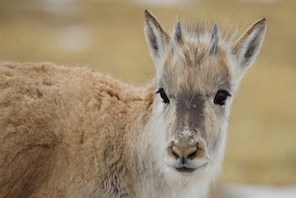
[221,184,296,198]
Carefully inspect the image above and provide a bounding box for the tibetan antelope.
[0,10,266,198]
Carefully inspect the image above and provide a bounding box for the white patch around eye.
[156,100,165,112]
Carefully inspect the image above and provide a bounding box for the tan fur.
[233,18,266,54]
[0,10,266,198]
[0,62,155,197]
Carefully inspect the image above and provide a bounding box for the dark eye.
[156,88,170,104]
[214,90,231,105]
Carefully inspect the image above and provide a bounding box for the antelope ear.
[144,10,170,63]
[232,18,266,73]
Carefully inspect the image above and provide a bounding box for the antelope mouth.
[175,167,196,173]
[166,160,209,174]
[175,162,208,173]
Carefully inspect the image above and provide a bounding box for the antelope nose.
[171,145,198,163]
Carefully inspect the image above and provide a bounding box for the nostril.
[186,146,198,160]
[171,145,198,160]
[188,150,197,159]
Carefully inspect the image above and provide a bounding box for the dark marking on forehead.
[175,90,206,140]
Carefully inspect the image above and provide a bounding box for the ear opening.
[144,10,170,62]
[232,18,267,72]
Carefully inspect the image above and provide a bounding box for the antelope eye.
[214,90,231,105]
[156,88,170,104]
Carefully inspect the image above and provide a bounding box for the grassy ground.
[0,0,295,194]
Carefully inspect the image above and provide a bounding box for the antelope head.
[144,10,266,175]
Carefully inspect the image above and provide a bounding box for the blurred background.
[0,0,295,197]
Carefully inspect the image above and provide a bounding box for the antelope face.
[144,10,266,174]
[157,51,232,174]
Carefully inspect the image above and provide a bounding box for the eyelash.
[156,88,170,104]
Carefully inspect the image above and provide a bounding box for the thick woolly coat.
[0,62,157,197]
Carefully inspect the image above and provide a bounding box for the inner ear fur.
[144,10,170,61]
[232,18,267,71]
